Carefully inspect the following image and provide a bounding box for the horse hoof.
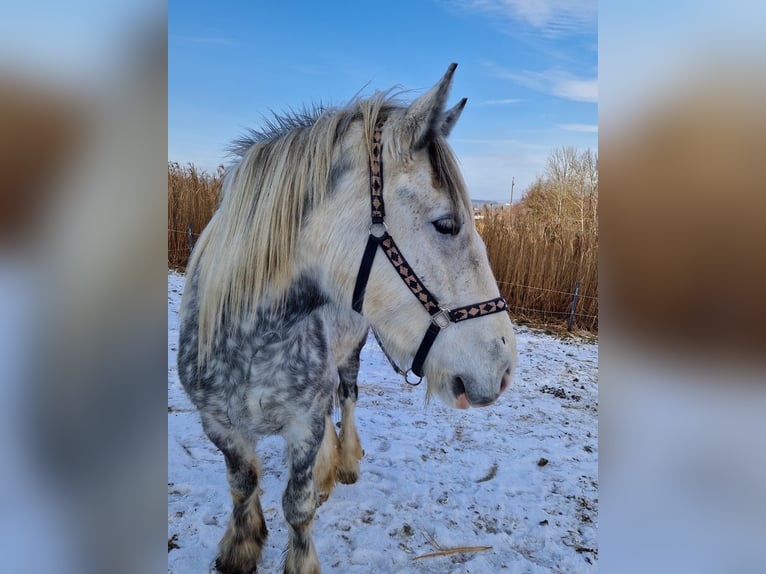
[214,557,257,574]
[337,470,359,485]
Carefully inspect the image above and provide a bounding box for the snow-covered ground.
[168,271,598,573]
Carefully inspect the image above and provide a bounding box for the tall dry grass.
[168,162,223,269]
[478,210,598,332]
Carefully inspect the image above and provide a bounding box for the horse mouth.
[451,376,493,409]
[451,369,510,409]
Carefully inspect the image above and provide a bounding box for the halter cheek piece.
[352,119,508,385]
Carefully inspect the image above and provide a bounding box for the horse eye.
[432,216,459,235]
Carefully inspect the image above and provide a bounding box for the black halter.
[352,119,508,385]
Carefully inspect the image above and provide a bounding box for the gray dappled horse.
[178,64,517,574]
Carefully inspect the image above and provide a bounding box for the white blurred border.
[601,2,766,573]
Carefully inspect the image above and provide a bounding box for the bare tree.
[523,146,598,235]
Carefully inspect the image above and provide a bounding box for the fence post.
[567,281,580,332]
[187,223,195,252]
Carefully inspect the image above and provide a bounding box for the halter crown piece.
[352,119,508,385]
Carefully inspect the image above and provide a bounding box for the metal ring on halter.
[403,369,423,386]
[431,306,452,330]
[369,221,388,238]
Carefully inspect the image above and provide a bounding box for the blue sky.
[169,0,597,203]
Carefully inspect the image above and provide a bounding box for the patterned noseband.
[352,119,508,385]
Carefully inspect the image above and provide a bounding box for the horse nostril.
[451,376,467,399]
[501,336,506,345]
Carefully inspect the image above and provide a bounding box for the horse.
[177,63,517,574]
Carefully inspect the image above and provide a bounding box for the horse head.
[305,64,517,408]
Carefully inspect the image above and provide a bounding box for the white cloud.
[454,138,547,148]
[558,123,598,133]
[484,62,598,103]
[553,76,597,102]
[452,0,596,35]
[476,98,525,106]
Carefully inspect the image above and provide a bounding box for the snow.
[168,270,598,573]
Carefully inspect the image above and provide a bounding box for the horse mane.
[185,90,472,367]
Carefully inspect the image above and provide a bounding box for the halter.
[352,119,508,385]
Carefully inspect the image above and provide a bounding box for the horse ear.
[440,97,467,137]
[402,63,458,149]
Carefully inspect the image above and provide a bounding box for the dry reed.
[167,162,223,269]
[477,201,598,331]
[412,532,492,561]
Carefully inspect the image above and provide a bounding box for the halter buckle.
[431,306,452,330]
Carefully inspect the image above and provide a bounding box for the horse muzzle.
[450,366,512,409]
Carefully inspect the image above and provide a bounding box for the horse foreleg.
[313,414,340,505]
[283,415,324,574]
[336,336,365,485]
[203,419,267,574]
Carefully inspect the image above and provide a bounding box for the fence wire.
[169,228,202,236]
[496,280,597,301]
[506,304,597,320]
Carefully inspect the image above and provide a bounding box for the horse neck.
[294,163,371,313]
